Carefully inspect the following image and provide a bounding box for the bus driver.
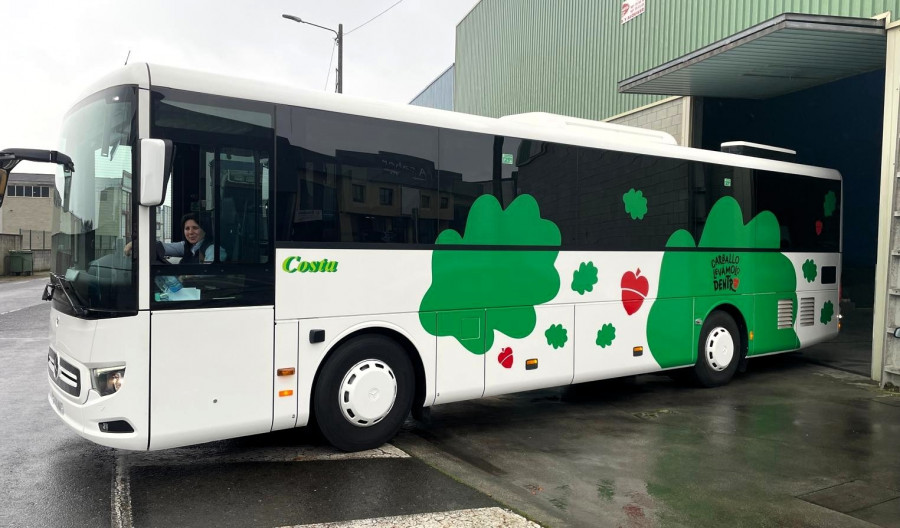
[125,213,226,263]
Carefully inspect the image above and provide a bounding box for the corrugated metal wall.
[410,65,455,110]
[455,0,900,119]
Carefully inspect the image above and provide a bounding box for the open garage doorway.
[697,70,884,376]
[617,14,899,381]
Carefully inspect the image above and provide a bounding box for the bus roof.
[78,63,840,181]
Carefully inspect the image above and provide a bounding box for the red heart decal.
[732,278,740,291]
[621,268,649,315]
[815,220,823,236]
[498,347,513,369]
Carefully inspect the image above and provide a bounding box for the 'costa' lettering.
[282,257,339,273]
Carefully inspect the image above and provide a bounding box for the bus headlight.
[91,366,125,396]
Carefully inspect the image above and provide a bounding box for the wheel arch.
[701,302,749,362]
[312,325,427,417]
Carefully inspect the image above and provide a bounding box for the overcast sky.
[1,0,480,173]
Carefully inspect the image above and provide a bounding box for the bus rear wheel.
[693,311,741,387]
[314,335,414,452]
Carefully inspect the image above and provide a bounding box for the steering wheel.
[155,241,171,264]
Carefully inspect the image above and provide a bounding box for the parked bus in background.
[0,63,841,452]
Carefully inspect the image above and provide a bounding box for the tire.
[692,311,741,388]
[314,335,414,452]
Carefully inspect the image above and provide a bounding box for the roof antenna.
[124,50,131,66]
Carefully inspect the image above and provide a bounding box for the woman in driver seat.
[124,213,226,263]
[161,213,226,263]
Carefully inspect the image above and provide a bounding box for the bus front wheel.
[693,311,741,387]
[314,335,414,452]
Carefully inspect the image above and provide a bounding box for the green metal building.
[425,0,900,386]
[454,0,900,120]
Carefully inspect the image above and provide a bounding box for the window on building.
[352,184,365,203]
[379,187,393,206]
[6,185,52,197]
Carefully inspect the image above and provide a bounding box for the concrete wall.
[608,96,689,146]
[32,249,50,272]
[0,194,54,234]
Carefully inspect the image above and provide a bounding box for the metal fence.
[19,229,51,250]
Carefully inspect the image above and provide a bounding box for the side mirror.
[139,139,174,207]
[0,148,75,210]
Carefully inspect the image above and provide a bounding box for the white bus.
[0,64,841,452]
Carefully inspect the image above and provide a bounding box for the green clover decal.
[545,324,568,349]
[596,323,616,348]
[419,194,561,354]
[623,189,648,220]
[572,261,599,295]
[820,301,834,325]
[824,191,837,218]
[802,259,817,283]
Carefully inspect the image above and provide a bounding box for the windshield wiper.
[43,273,87,317]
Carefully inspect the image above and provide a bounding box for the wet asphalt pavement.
[2,276,900,527]
[0,279,516,528]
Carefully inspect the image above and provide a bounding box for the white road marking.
[111,455,134,528]
[122,443,409,467]
[108,442,410,525]
[279,507,541,528]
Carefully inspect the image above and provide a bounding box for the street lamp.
[282,14,343,94]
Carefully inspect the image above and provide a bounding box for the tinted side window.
[690,163,754,242]
[578,149,690,250]
[513,140,578,246]
[755,171,840,252]
[437,130,511,237]
[437,134,578,245]
[276,108,439,244]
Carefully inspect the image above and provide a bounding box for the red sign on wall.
[621,0,646,24]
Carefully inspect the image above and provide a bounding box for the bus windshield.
[51,86,138,316]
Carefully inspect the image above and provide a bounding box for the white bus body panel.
[273,321,299,431]
[786,253,842,348]
[483,303,575,398]
[550,252,666,383]
[47,307,150,450]
[149,306,274,450]
[275,249,433,319]
[435,320,484,404]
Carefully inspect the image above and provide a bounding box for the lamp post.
[282,14,343,94]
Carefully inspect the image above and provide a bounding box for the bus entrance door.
[148,306,275,449]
